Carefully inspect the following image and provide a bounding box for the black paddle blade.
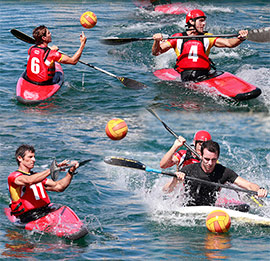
[11,28,35,44]
[50,159,60,181]
[248,27,270,43]
[100,38,143,45]
[104,157,146,171]
[117,76,147,89]
[78,159,92,167]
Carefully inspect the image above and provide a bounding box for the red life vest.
[26,46,58,83]
[167,32,212,72]
[8,171,51,217]
[171,32,211,73]
[174,149,200,168]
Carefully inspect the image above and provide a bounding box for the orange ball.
[206,210,231,233]
[80,11,97,29]
[105,118,128,140]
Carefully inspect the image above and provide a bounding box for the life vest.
[26,46,56,83]
[174,32,211,72]
[8,170,51,217]
[174,149,200,170]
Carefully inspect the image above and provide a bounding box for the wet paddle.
[100,27,270,45]
[146,107,201,159]
[104,156,270,198]
[50,159,92,181]
[10,29,147,90]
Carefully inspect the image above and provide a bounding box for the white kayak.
[175,206,270,226]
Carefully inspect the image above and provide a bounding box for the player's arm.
[152,33,172,56]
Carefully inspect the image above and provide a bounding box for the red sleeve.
[8,172,22,185]
[167,33,183,49]
[47,50,63,63]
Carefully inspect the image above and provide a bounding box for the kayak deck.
[5,204,88,240]
[153,68,261,101]
[16,62,64,105]
[171,206,270,226]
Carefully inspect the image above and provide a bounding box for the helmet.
[194,130,211,142]
[186,9,206,24]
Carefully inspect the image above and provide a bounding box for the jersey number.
[188,45,198,62]
[30,183,46,200]
[31,57,40,74]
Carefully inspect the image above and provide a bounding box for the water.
[0,0,270,259]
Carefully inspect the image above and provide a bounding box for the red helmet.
[186,9,206,24]
[194,130,211,142]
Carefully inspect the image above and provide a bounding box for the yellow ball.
[105,118,128,140]
[206,210,231,233]
[80,11,97,29]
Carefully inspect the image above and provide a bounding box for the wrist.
[68,169,77,176]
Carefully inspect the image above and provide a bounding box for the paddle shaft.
[130,34,238,41]
[10,29,147,89]
[11,29,119,79]
[147,108,201,159]
[101,27,270,45]
[105,157,270,198]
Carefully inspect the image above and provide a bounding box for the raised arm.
[160,136,186,168]
[60,32,87,65]
[214,30,248,48]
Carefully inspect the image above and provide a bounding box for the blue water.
[0,0,270,259]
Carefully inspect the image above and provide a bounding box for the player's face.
[18,150,35,171]
[43,29,52,43]
[195,18,206,33]
[201,149,218,173]
[195,140,204,156]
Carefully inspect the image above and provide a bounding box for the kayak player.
[152,9,248,82]
[161,130,211,193]
[25,25,87,84]
[7,144,79,223]
[175,140,268,206]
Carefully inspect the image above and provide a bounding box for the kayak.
[174,206,270,226]
[16,62,64,105]
[154,3,191,15]
[134,1,191,14]
[154,68,262,101]
[4,203,88,240]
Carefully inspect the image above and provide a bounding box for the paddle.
[147,107,201,159]
[100,27,270,45]
[10,29,147,90]
[104,156,270,198]
[50,159,92,181]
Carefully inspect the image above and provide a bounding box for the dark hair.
[201,140,220,157]
[33,25,47,44]
[15,144,35,165]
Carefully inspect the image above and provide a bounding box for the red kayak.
[154,3,191,14]
[154,68,262,101]
[4,204,88,240]
[16,62,64,105]
[134,1,191,14]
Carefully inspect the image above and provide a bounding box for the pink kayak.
[16,62,64,105]
[5,204,88,240]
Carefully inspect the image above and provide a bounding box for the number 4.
[188,45,198,62]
